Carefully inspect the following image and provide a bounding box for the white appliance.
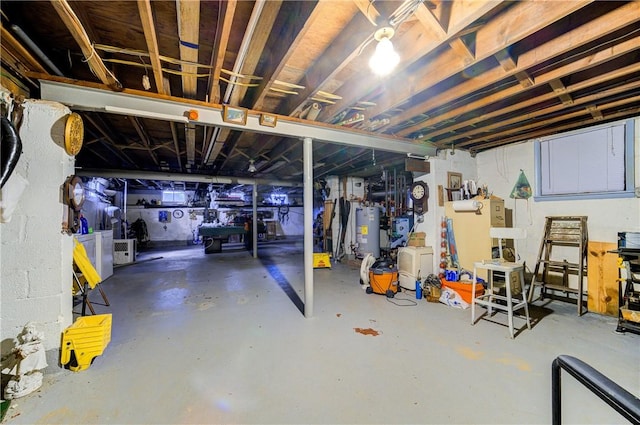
[95,231,114,279]
[398,246,434,290]
[114,239,136,265]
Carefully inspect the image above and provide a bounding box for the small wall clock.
[410,181,428,214]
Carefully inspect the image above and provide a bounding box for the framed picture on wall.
[447,172,462,189]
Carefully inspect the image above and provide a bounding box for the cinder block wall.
[1,98,75,356]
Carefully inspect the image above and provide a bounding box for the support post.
[303,137,313,318]
[252,181,258,258]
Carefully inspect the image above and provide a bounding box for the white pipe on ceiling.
[75,168,302,188]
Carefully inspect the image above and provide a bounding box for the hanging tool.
[324,199,336,253]
[336,196,350,261]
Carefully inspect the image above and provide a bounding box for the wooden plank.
[228,0,281,106]
[177,0,200,98]
[439,60,640,147]
[207,0,237,103]
[50,0,122,90]
[587,242,619,316]
[404,158,430,173]
[463,95,640,151]
[137,0,166,95]
[400,35,640,140]
[363,1,592,121]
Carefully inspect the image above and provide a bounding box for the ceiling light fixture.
[248,160,257,173]
[369,26,400,76]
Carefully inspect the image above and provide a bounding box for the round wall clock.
[64,175,85,211]
[173,210,184,219]
[64,112,84,156]
[410,181,428,214]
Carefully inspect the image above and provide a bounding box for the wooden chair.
[471,227,531,338]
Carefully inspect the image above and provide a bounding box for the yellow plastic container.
[61,314,112,372]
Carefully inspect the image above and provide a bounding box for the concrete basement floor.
[3,238,639,424]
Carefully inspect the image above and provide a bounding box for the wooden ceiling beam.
[185,124,196,167]
[84,114,138,166]
[413,3,474,64]
[352,0,380,26]
[431,61,640,143]
[394,2,639,137]
[314,149,371,179]
[275,1,399,118]
[203,1,273,168]
[176,0,200,98]
[467,99,640,152]
[246,1,324,112]
[585,105,603,121]
[362,1,592,122]
[320,0,503,121]
[207,0,237,103]
[217,1,285,172]
[446,79,640,148]
[548,79,575,106]
[50,0,122,90]
[494,50,533,87]
[228,0,281,106]
[245,134,281,160]
[130,117,160,166]
[137,0,166,95]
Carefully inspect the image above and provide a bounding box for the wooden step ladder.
[527,216,589,315]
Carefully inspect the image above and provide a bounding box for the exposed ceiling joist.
[50,0,122,90]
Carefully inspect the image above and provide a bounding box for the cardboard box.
[408,232,426,247]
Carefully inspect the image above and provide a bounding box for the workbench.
[198,225,246,254]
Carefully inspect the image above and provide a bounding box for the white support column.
[303,137,314,318]
[252,181,258,258]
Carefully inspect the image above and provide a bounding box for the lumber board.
[587,241,619,316]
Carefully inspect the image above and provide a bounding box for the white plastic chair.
[471,227,531,338]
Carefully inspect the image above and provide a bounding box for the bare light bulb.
[369,37,400,76]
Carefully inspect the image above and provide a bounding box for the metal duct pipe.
[75,168,302,188]
[11,24,64,76]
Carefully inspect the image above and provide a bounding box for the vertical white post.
[123,179,128,239]
[253,181,258,258]
[303,137,314,318]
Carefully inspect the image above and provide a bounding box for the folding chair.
[72,238,110,315]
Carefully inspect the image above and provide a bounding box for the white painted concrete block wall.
[410,149,477,273]
[475,120,640,272]
[1,100,74,352]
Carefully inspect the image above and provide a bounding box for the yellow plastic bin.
[61,314,112,372]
